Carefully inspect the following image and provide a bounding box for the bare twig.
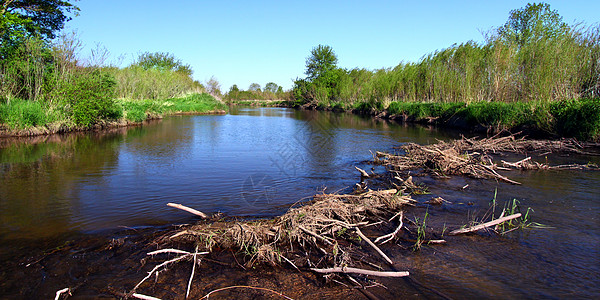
[375,212,404,244]
[55,288,71,300]
[355,227,393,265]
[167,203,208,218]
[450,213,522,235]
[132,254,190,292]
[186,246,199,299]
[132,294,162,300]
[299,225,334,245]
[355,166,370,178]
[311,266,409,277]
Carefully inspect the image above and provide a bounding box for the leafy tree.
[264,82,280,93]
[229,84,239,93]
[498,2,569,46]
[134,52,192,76]
[1,0,79,40]
[248,83,261,92]
[305,44,338,81]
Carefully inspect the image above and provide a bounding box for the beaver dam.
[38,134,585,300]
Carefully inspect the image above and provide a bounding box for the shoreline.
[0,109,227,139]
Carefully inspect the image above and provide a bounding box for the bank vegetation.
[292,3,600,141]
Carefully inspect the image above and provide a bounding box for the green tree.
[305,44,338,81]
[134,52,192,76]
[248,83,261,92]
[264,82,280,93]
[498,2,569,47]
[1,0,79,40]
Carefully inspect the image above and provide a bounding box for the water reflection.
[0,108,460,241]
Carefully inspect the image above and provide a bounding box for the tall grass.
[119,93,227,123]
[109,66,205,100]
[294,22,599,106]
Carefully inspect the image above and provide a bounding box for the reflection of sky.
[1,108,463,238]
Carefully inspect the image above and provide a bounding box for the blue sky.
[67,1,599,91]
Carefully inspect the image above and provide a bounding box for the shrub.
[53,69,119,127]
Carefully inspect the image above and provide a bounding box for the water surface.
[0,107,598,298]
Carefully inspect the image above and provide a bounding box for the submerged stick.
[55,288,70,300]
[167,203,208,218]
[449,213,522,235]
[132,294,162,300]
[355,166,370,178]
[311,266,409,277]
[355,227,394,265]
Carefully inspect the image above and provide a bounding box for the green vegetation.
[224,82,291,102]
[292,3,600,140]
[118,93,227,123]
[0,1,224,135]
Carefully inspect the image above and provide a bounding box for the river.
[0,107,598,298]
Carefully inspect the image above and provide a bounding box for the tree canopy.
[498,2,569,46]
[133,52,193,76]
[1,0,79,40]
[305,44,338,81]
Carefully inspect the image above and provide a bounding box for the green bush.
[550,98,600,140]
[53,69,119,127]
[0,98,48,128]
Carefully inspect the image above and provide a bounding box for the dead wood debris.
[375,135,599,184]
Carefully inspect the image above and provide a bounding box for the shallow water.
[0,107,598,298]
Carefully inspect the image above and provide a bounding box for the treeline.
[224,82,291,101]
[293,3,599,108]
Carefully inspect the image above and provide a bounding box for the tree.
[498,3,569,47]
[1,0,79,40]
[248,83,261,92]
[205,76,221,96]
[305,44,338,81]
[134,52,192,76]
[229,84,239,93]
[264,82,280,93]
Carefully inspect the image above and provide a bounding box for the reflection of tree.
[122,117,195,162]
[0,131,124,240]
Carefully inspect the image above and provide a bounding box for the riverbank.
[0,93,227,138]
[226,99,294,107]
[295,98,600,142]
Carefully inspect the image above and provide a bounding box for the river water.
[0,107,598,298]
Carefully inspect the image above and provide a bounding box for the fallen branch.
[132,294,162,300]
[375,212,403,245]
[167,203,208,218]
[355,227,393,265]
[132,254,190,292]
[449,213,522,235]
[299,225,334,245]
[55,288,70,300]
[310,266,409,277]
[148,249,193,256]
[186,247,199,299]
[355,166,370,178]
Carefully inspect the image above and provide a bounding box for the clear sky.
[67,0,599,91]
